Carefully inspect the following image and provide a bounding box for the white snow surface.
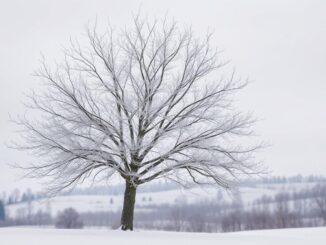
[6,182,316,218]
[0,227,325,245]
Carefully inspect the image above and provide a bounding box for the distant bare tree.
[55,208,83,229]
[170,205,188,231]
[274,192,296,228]
[244,207,273,230]
[312,184,326,224]
[221,198,243,232]
[33,209,52,226]
[0,200,5,222]
[13,15,260,230]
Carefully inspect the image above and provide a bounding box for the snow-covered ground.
[1,227,325,245]
[6,182,316,218]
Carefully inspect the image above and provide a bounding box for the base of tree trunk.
[120,181,137,231]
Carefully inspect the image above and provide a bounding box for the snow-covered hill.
[1,227,325,245]
[6,181,318,218]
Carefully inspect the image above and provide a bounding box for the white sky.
[1,0,326,192]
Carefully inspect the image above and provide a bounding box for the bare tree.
[312,184,326,225]
[13,16,260,230]
[274,192,292,228]
[0,200,5,222]
[55,208,84,229]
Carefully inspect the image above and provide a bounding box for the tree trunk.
[120,180,137,230]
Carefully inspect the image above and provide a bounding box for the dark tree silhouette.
[55,208,84,229]
[0,200,5,221]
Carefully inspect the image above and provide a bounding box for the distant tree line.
[0,200,5,224]
[241,175,326,186]
[1,188,46,205]
[65,183,326,233]
[134,184,326,232]
[2,175,325,204]
[2,180,326,232]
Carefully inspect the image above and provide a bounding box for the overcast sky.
[1,0,325,192]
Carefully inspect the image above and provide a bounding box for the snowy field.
[7,183,315,217]
[1,227,325,245]
[6,182,316,218]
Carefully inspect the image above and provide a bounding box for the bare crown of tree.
[13,16,260,193]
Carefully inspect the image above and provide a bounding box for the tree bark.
[120,180,137,230]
